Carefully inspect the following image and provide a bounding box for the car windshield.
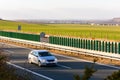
[38,52,52,57]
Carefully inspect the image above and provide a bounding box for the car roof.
[31,50,48,53]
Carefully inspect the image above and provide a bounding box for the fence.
[49,36,120,54]
[0,31,40,42]
[0,30,120,54]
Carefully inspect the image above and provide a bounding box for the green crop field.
[0,20,120,41]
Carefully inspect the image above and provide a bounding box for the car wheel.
[38,61,41,67]
[28,58,32,64]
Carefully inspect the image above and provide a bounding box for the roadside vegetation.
[74,63,97,80]
[0,49,31,80]
[0,20,120,41]
[104,70,120,80]
[74,59,97,80]
[74,59,120,80]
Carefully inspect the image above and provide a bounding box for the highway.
[1,42,119,80]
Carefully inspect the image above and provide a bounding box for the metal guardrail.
[0,36,120,61]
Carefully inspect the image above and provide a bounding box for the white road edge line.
[2,42,120,70]
[57,64,72,69]
[5,49,72,70]
[7,62,54,80]
[2,43,72,70]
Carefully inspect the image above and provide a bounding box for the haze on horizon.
[0,0,120,20]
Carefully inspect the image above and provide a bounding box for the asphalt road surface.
[0,42,119,80]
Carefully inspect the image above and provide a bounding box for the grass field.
[0,20,120,41]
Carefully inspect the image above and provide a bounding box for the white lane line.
[4,50,14,53]
[3,47,72,70]
[1,43,72,70]
[57,64,72,69]
[7,62,54,80]
[53,53,93,63]
[53,53,120,70]
[2,42,120,70]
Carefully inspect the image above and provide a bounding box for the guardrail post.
[108,42,110,53]
[61,37,63,45]
[56,37,58,45]
[51,36,53,44]
[85,39,87,49]
[111,42,114,53]
[118,42,120,54]
[71,38,73,47]
[73,38,75,47]
[62,37,64,45]
[87,40,90,50]
[98,41,101,51]
[102,41,104,52]
[81,39,83,48]
[57,37,59,45]
[69,38,72,47]
[90,40,93,50]
[59,37,62,45]
[83,39,85,49]
[93,40,96,50]
[104,41,107,52]
[115,42,117,54]
[54,36,56,44]
[64,37,66,46]
[67,38,69,46]
[96,40,99,51]
[66,37,68,46]
[76,39,79,48]
[74,39,76,47]
[55,36,57,44]
[78,39,80,48]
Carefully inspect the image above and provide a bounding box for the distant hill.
[15,18,120,24]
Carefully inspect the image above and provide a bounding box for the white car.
[28,50,57,66]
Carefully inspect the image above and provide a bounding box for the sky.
[0,0,120,20]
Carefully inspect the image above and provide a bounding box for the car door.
[29,51,34,63]
[32,51,39,64]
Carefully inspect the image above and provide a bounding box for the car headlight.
[55,58,58,62]
[41,59,46,63]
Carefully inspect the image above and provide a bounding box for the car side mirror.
[34,55,38,57]
[36,55,38,57]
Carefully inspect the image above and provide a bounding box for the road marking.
[7,62,54,80]
[1,43,72,70]
[2,42,120,70]
[53,53,120,69]
[58,60,76,62]
[4,50,14,53]
[57,64,72,69]
[53,53,93,63]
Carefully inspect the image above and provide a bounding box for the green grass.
[0,20,120,41]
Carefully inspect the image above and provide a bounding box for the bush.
[74,59,97,80]
[73,58,120,80]
[0,49,31,80]
[104,70,120,80]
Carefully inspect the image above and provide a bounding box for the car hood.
[39,56,56,60]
